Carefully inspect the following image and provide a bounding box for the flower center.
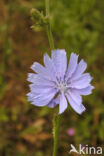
[57,83,66,92]
[55,76,68,92]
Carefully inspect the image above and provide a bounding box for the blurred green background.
[0,0,104,156]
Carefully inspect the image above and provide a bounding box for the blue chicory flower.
[27,49,94,114]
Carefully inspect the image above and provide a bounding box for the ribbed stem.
[53,115,61,156]
[45,0,54,49]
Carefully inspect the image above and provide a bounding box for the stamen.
[55,76,69,92]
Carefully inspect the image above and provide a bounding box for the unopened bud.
[31,8,49,32]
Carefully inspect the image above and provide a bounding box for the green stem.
[45,1,60,155]
[45,0,54,49]
[53,115,61,156]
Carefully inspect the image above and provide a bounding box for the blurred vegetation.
[0,0,104,156]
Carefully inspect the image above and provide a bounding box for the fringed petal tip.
[78,105,86,115]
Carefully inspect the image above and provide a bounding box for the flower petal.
[31,62,51,80]
[66,53,78,79]
[44,53,57,81]
[68,89,82,105]
[71,59,87,80]
[59,92,68,114]
[27,73,38,83]
[52,49,67,77]
[28,88,57,106]
[69,73,93,89]
[66,93,86,114]
[73,85,94,95]
[29,85,56,94]
[27,86,56,100]
[47,95,60,108]
[28,75,55,88]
